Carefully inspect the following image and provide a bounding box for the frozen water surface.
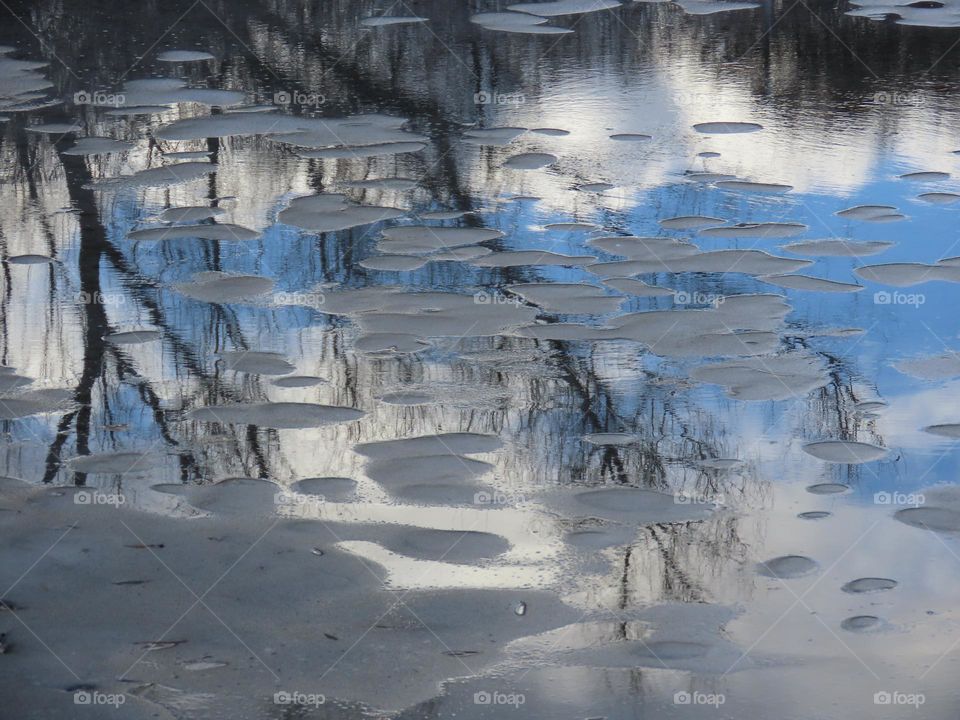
[2,1,960,718]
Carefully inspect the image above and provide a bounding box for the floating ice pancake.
[367,455,493,491]
[802,440,889,463]
[156,50,215,62]
[697,458,744,470]
[895,506,960,532]
[692,352,828,401]
[25,121,82,134]
[855,400,888,413]
[6,254,53,264]
[117,78,244,108]
[473,251,595,267]
[587,235,699,262]
[382,528,508,563]
[531,127,570,136]
[609,133,651,141]
[918,192,960,204]
[68,451,159,474]
[836,204,899,221]
[297,142,426,159]
[187,402,363,428]
[544,222,598,231]
[655,249,811,275]
[62,137,135,155]
[220,351,295,375]
[154,477,278,515]
[798,510,832,520]
[290,477,356,502]
[361,15,428,26]
[894,353,960,380]
[506,283,624,314]
[272,375,325,388]
[470,11,573,33]
[508,0,621,14]
[345,178,418,191]
[583,432,637,446]
[602,278,673,296]
[550,487,714,524]
[358,292,539,337]
[659,215,726,230]
[847,0,960,26]
[158,111,419,145]
[699,151,721,158]
[359,255,428,271]
[355,333,433,354]
[515,323,610,341]
[462,127,526,146]
[685,171,737,182]
[675,0,761,13]
[128,223,259,242]
[503,152,557,170]
[430,246,493,261]
[106,330,162,345]
[355,433,502,459]
[421,210,466,220]
[781,239,893,257]
[715,180,793,194]
[693,121,763,134]
[761,274,863,293]
[900,171,950,182]
[577,182,615,192]
[923,424,960,438]
[564,528,634,551]
[379,226,503,253]
[0,374,32,392]
[377,391,434,405]
[105,105,171,116]
[174,272,274,303]
[157,206,226,222]
[0,388,73,419]
[700,223,806,239]
[841,615,883,632]
[806,482,850,495]
[756,555,818,579]
[854,262,958,287]
[277,194,404,232]
[842,577,897,594]
[98,162,217,189]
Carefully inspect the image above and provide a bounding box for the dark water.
[1,0,960,717]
